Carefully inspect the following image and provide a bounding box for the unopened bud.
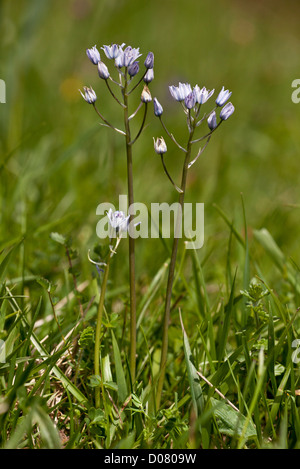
[220,102,235,120]
[79,86,97,104]
[86,45,101,65]
[144,52,154,69]
[97,61,110,80]
[128,61,140,77]
[153,97,163,117]
[144,68,154,84]
[207,111,217,130]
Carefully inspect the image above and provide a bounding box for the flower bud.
[143,68,154,84]
[153,136,167,155]
[184,90,196,109]
[128,61,140,77]
[79,86,97,104]
[220,102,235,121]
[141,85,152,103]
[216,86,232,106]
[153,97,163,117]
[144,52,154,69]
[207,111,217,130]
[86,45,100,65]
[97,61,110,80]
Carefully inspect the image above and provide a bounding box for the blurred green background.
[1,0,300,299]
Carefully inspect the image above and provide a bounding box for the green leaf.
[112,331,128,403]
[211,397,256,440]
[180,312,203,418]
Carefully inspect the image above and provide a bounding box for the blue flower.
[115,46,142,68]
[169,82,192,102]
[194,85,214,104]
[102,43,125,59]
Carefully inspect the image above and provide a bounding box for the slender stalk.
[123,71,137,384]
[156,121,196,410]
[94,257,111,409]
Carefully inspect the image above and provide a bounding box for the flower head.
[79,86,97,104]
[194,85,214,104]
[102,43,124,60]
[220,102,235,120]
[216,86,232,106]
[86,45,100,65]
[107,209,129,234]
[169,82,192,102]
[115,46,142,68]
[153,136,167,154]
[153,97,163,117]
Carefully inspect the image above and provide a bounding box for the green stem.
[156,120,196,410]
[94,258,111,409]
[123,71,137,384]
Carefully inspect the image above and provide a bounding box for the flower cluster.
[80,42,155,143]
[152,80,235,189]
[152,81,234,164]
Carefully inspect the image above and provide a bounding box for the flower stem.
[123,71,137,384]
[94,257,111,409]
[156,124,195,410]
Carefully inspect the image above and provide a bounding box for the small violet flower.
[79,86,97,104]
[153,97,163,117]
[220,102,235,121]
[86,45,101,65]
[169,82,192,102]
[216,86,232,106]
[102,43,124,60]
[153,136,167,154]
[116,46,142,68]
[194,85,214,104]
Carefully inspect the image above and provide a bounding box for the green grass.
[0,0,300,450]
